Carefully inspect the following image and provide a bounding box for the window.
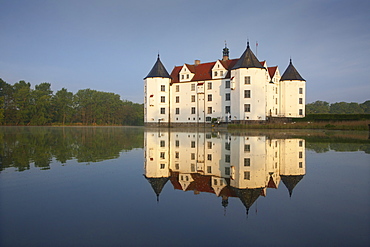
[276,98,278,104]
[186,74,189,79]
[191,107,196,114]
[191,153,195,160]
[244,90,251,98]
[175,108,180,114]
[244,171,250,180]
[225,93,230,101]
[181,74,184,80]
[207,82,212,90]
[160,108,165,114]
[299,88,303,94]
[191,164,195,172]
[225,154,230,163]
[207,107,212,114]
[207,166,212,173]
[175,140,179,147]
[214,71,218,77]
[176,85,179,92]
[160,152,165,159]
[225,167,230,175]
[160,164,165,169]
[208,94,212,101]
[206,116,211,121]
[299,109,303,115]
[244,144,250,152]
[214,179,217,185]
[299,98,303,104]
[175,163,179,170]
[225,80,230,88]
[161,85,165,91]
[191,95,195,102]
[160,140,165,147]
[299,162,303,168]
[220,71,223,76]
[175,96,179,103]
[191,141,195,148]
[299,151,303,158]
[276,88,278,94]
[161,96,165,103]
[299,140,303,147]
[207,141,212,149]
[225,142,230,150]
[244,104,251,112]
[175,152,179,158]
[225,106,230,114]
[245,76,251,84]
[244,158,250,166]
[207,154,212,161]
[191,84,195,91]
[206,134,211,139]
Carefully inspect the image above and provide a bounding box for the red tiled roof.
[268,66,278,79]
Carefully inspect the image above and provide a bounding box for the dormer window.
[220,71,223,77]
[187,74,189,79]
[214,71,218,76]
[181,75,184,80]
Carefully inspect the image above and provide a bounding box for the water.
[0,127,369,247]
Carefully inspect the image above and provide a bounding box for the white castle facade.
[144,42,306,126]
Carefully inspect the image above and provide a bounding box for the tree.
[13,81,32,125]
[29,83,53,125]
[52,88,74,125]
[305,101,330,114]
[330,102,364,114]
[360,100,370,114]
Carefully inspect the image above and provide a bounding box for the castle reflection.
[144,130,306,215]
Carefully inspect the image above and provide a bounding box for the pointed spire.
[280,59,305,81]
[144,175,170,201]
[280,175,304,197]
[144,55,171,79]
[232,42,265,69]
[222,41,229,61]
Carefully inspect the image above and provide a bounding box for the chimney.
[194,60,200,65]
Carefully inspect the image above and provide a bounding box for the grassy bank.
[228,120,369,130]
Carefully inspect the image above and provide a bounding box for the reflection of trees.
[0,127,144,172]
[306,142,370,154]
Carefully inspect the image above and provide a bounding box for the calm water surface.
[0,127,369,247]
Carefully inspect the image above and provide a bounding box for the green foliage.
[0,79,144,126]
[306,100,369,114]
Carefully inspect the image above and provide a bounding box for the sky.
[1,0,369,104]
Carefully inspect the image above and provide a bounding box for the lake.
[0,127,369,247]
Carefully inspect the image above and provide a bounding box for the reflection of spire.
[222,195,229,216]
[280,175,304,197]
[144,175,170,202]
[231,187,263,216]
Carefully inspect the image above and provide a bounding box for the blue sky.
[1,0,369,103]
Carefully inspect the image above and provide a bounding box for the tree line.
[0,79,143,125]
[306,100,370,114]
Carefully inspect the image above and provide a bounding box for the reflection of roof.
[231,187,263,215]
[267,175,277,189]
[280,175,304,197]
[144,175,170,201]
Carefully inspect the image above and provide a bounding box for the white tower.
[230,42,268,122]
[280,59,306,118]
[144,55,172,126]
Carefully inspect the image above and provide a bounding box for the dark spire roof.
[280,59,305,81]
[231,187,263,215]
[223,41,229,58]
[144,55,171,79]
[280,175,304,197]
[144,175,170,202]
[232,42,265,70]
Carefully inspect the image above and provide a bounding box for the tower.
[230,42,268,122]
[280,59,306,118]
[144,55,172,126]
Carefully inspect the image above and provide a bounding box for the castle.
[144,42,306,126]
